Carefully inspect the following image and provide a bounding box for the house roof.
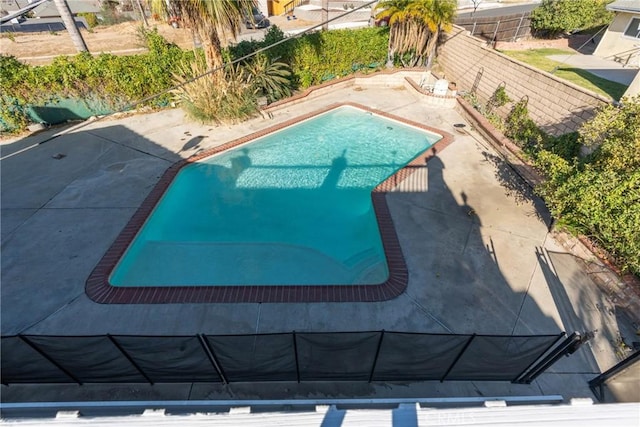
[607,0,640,13]
[0,0,101,17]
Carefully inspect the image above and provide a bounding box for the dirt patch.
[1,21,195,65]
[1,16,316,66]
[495,34,595,53]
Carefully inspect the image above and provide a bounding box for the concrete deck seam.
[531,379,546,396]
[85,129,176,164]
[406,292,454,333]
[461,220,475,256]
[255,303,262,334]
[479,228,548,243]
[20,292,84,335]
[36,139,128,212]
[187,383,195,400]
[0,209,40,243]
[510,234,548,336]
[37,206,142,210]
[397,201,474,226]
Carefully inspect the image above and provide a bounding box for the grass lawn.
[500,48,627,100]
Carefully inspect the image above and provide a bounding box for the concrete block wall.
[438,26,610,135]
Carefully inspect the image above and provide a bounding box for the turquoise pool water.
[110,106,441,287]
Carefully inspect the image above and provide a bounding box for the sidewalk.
[547,53,639,86]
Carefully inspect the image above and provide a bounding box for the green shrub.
[531,0,614,38]
[1,27,386,132]
[504,98,546,149]
[226,26,291,66]
[172,58,258,124]
[0,29,189,132]
[536,97,640,274]
[78,12,99,29]
[243,54,292,103]
[488,85,511,109]
[543,131,581,160]
[226,26,387,90]
[288,28,387,88]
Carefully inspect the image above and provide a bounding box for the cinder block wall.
[438,26,610,135]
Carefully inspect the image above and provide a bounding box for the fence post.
[511,332,565,384]
[514,332,586,384]
[107,334,154,385]
[440,334,475,382]
[293,331,301,383]
[368,330,385,383]
[588,350,640,402]
[513,13,525,42]
[492,20,500,44]
[197,334,228,384]
[18,335,82,385]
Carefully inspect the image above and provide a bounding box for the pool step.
[343,248,379,268]
[343,248,388,283]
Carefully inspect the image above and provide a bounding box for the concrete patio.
[1,71,636,402]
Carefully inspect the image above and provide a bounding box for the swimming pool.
[87,103,452,303]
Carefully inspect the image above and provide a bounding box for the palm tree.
[424,0,456,69]
[151,0,255,75]
[375,0,455,68]
[53,0,88,52]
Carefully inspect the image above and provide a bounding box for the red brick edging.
[85,102,453,304]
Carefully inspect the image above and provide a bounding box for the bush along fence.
[0,29,188,132]
[1,26,388,133]
[1,330,592,385]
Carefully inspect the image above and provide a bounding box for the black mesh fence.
[371,332,470,381]
[25,336,146,383]
[1,336,72,383]
[445,335,562,381]
[296,332,380,381]
[1,331,565,385]
[114,336,221,383]
[205,333,296,382]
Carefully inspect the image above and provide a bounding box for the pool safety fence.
[589,349,640,403]
[1,331,589,385]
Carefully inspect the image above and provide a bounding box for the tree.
[423,0,456,69]
[470,0,482,17]
[374,0,456,68]
[322,0,329,31]
[53,0,88,52]
[531,0,613,38]
[151,0,255,76]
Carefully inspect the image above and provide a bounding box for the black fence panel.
[446,335,560,381]
[25,336,146,383]
[372,333,470,381]
[1,336,70,383]
[1,331,577,384]
[112,336,221,383]
[206,333,297,382]
[296,332,380,381]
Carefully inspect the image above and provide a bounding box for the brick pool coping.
[85,102,453,304]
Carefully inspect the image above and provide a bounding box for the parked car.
[245,7,270,29]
